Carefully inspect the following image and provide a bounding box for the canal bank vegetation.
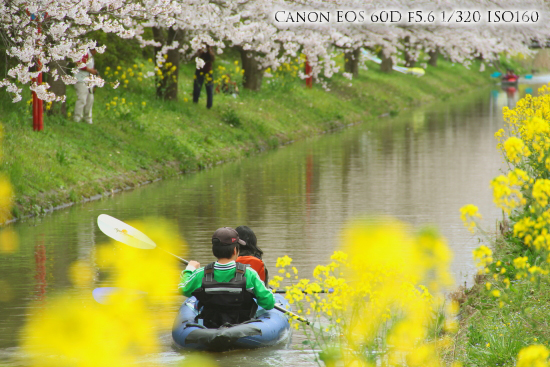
[454,85,550,366]
[271,219,458,366]
[0,52,494,221]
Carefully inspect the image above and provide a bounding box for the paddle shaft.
[274,304,312,325]
[162,248,188,265]
[273,289,332,294]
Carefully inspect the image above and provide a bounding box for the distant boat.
[501,77,519,87]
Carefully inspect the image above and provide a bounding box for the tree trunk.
[428,48,439,67]
[402,36,416,68]
[152,27,164,99]
[379,51,393,73]
[344,48,361,77]
[47,60,67,116]
[404,52,416,68]
[152,27,182,100]
[239,48,263,91]
[163,27,182,100]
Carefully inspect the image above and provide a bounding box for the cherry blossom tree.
[2,0,550,101]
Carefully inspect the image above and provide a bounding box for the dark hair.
[236,226,263,259]
[212,243,238,259]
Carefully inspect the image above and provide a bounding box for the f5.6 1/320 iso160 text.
[272,10,540,24]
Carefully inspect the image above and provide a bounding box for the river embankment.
[448,232,550,366]
[0,58,494,222]
[446,85,550,367]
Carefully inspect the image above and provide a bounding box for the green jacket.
[178,261,276,310]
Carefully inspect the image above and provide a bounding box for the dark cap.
[212,227,246,246]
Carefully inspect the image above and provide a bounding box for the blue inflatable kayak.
[172,294,291,351]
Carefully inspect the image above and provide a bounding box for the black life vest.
[192,262,258,328]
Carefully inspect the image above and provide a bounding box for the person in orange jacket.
[236,226,269,285]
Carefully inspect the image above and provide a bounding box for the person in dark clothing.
[235,226,269,285]
[193,46,215,109]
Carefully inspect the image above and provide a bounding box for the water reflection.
[1,84,549,366]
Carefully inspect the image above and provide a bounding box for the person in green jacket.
[178,227,275,327]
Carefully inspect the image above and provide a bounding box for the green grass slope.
[0,57,493,219]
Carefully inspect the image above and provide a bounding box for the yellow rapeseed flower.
[516,345,550,367]
[513,256,529,269]
[460,204,482,233]
[0,175,14,224]
[533,179,550,207]
[504,136,530,164]
[276,255,292,268]
[0,227,18,253]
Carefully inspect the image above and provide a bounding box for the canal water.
[0,84,539,366]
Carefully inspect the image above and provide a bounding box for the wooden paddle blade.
[97,214,157,249]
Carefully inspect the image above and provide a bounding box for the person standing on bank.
[178,227,275,328]
[74,48,98,124]
[192,45,215,109]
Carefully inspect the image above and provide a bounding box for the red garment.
[80,53,90,71]
[237,256,266,281]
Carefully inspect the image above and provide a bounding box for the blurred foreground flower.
[95,217,184,305]
[0,124,13,224]
[21,217,197,366]
[0,176,12,224]
[22,294,158,367]
[516,344,550,367]
[273,217,455,366]
[0,226,19,253]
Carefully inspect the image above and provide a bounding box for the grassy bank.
[0,56,494,220]
[448,85,550,366]
[449,233,550,366]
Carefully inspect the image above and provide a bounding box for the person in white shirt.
[74,49,98,124]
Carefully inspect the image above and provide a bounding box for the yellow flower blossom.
[0,227,18,253]
[514,256,529,270]
[533,179,550,207]
[460,204,482,233]
[22,218,186,366]
[504,136,530,164]
[276,255,292,268]
[278,218,454,365]
[473,245,493,269]
[516,345,550,367]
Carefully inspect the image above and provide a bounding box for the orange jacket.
[237,256,266,282]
